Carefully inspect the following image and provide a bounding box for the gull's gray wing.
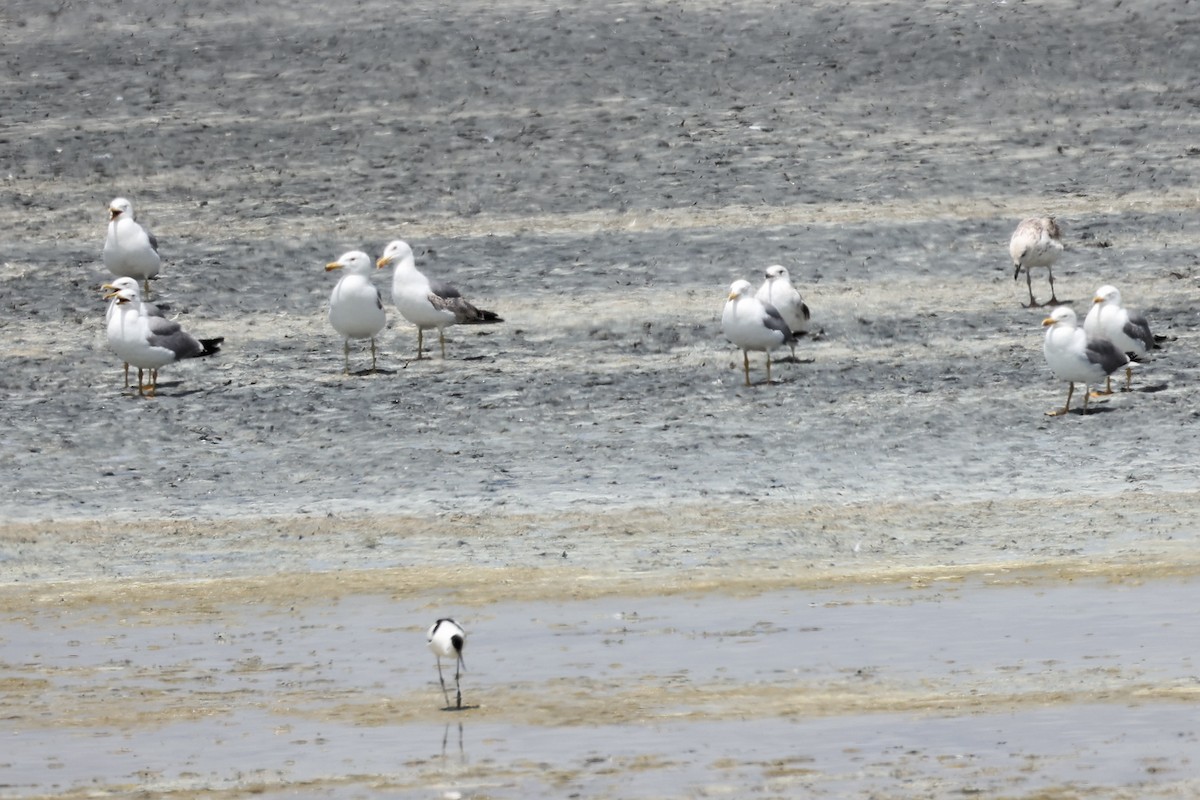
[1123,311,1154,352]
[145,315,205,359]
[428,278,462,300]
[760,302,796,343]
[1085,336,1129,375]
[427,292,503,325]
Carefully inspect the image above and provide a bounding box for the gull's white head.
[1042,306,1078,328]
[102,277,141,304]
[763,264,790,281]
[109,197,133,221]
[727,279,753,301]
[376,240,414,270]
[326,250,374,276]
[1093,285,1121,306]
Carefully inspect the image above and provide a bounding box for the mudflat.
[2,0,1199,797]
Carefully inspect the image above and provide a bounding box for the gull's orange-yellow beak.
[325,262,343,272]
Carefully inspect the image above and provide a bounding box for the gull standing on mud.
[427,618,467,710]
[103,279,223,397]
[104,276,167,388]
[1042,306,1128,416]
[1083,284,1156,394]
[325,250,386,374]
[1009,216,1064,308]
[103,197,161,298]
[722,279,795,386]
[376,240,502,360]
[755,264,810,358]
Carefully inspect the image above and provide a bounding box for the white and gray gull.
[1042,305,1127,416]
[102,197,161,298]
[326,250,386,375]
[103,279,222,397]
[1083,284,1156,394]
[376,240,502,360]
[722,279,795,387]
[755,264,810,358]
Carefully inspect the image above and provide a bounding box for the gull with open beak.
[103,279,222,397]
[102,197,161,298]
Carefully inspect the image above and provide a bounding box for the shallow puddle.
[2,574,1198,797]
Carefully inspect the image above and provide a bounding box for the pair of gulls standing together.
[100,198,223,397]
[721,265,812,386]
[325,241,502,375]
[1011,216,1159,415]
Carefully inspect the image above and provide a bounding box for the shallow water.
[4,575,1197,797]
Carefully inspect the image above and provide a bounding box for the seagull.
[1083,284,1156,394]
[722,279,795,386]
[427,618,466,710]
[103,276,167,388]
[376,240,502,360]
[325,250,386,374]
[103,197,161,298]
[755,264,810,358]
[1009,216,1064,308]
[103,280,223,397]
[1042,306,1128,416]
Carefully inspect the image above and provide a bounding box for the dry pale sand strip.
[9,188,1200,247]
[5,490,1200,612]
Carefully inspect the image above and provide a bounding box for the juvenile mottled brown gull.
[376,239,502,360]
[103,279,222,397]
[1083,284,1155,394]
[102,197,161,298]
[1042,306,1127,416]
[722,279,795,386]
[1009,216,1064,308]
[326,250,386,374]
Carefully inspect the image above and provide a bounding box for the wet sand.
[3,0,1200,796]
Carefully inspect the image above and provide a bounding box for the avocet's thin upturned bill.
[325,250,386,375]
[376,240,502,360]
[722,279,795,386]
[427,618,466,710]
[1042,306,1127,416]
[103,197,161,298]
[1009,216,1064,308]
